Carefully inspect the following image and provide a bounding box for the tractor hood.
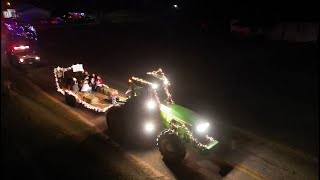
[160,103,201,126]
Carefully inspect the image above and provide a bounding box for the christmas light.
[53,65,117,113]
[147,68,174,104]
[170,122,217,150]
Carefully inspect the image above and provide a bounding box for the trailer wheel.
[65,93,78,107]
[157,129,186,163]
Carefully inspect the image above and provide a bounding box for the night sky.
[8,0,320,20]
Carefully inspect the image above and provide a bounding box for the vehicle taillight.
[13,45,29,50]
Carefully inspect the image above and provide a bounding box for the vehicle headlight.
[35,56,40,60]
[146,99,156,110]
[19,58,24,62]
[144,122,155,133]
[196,122,210,134]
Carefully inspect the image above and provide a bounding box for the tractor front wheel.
[157,129,186,163]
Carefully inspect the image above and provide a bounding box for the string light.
[171,122,217,150]
[53,65,117,113]
[147,68,174,104]
[132,76,154,86]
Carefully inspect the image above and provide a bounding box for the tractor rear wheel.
[106,106,125,142]
[157,129,186,163]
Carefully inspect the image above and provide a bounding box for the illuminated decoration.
[132,76,153,86]
[53,64,116,112]
[147,68,174,104]
[153,89,161,105]
[159,103,216,149]
[3,9,17,18]
[5,23,14,30]
[170,122,217,150]
[131,69,174,104]
[3,20,37,40]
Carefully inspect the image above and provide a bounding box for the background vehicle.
[51,17,64,25]
[106,69,219,163]
[5,38,40,65]
[230,19,263,38]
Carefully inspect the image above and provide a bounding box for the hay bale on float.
[77,92,99,104]
[99,86,118,98]
[91,102,113,109]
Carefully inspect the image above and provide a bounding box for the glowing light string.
[131,76,153,86]
[147,68,174,104]
[131,76,161,105]
[53,64,116,113]
[131,69,174,104]
[171,122,217,150]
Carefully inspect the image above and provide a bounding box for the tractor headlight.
[146,99,156,110]
[144,122,155,133]
[196,122,210,134]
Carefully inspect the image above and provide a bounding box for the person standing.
[72,78,79,92]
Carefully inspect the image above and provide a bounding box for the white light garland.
[131,76,154,86]
[147,68,174,104]
[171,122,216,150]
[53,64,116,113]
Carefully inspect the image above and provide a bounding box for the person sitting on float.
[83,71,90,81]
[81,80,92,93]
[95,75,103,92]
[90,73,96,88]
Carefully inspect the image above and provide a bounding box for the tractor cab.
[126,69,174,105]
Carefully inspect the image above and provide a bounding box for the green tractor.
[106,69,219,163]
